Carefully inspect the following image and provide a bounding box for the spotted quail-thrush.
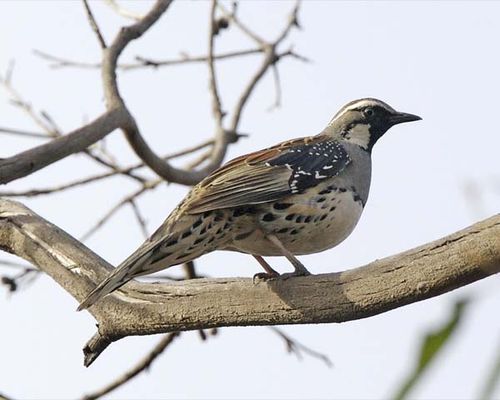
[78,98,421,310]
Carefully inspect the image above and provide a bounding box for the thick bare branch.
[98,0,228,185]
[0,109,124,184]
[0,139,215,198]
[98,0,302,186]
[101,0,173,107]
[0,198,498,366]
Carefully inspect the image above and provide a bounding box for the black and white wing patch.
[265,139,351,193]
[183,136,351,214]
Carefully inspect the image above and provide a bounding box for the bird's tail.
[76,264,134,311]
[77,240,162,311]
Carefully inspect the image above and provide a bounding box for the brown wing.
[183,135,350,214]
[183,149,293,214]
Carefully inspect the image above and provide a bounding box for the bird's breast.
[228,179,365,256]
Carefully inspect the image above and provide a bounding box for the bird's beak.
[389,111,422,125]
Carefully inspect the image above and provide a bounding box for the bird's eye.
[364,107,375,117]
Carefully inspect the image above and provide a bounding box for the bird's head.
[324,98,421,151]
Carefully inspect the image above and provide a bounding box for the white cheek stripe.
[345,123,371,149]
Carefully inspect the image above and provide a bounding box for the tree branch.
[82,0,107,50]
[0,198,498,366]
[33,48,265,70]
[0,109,124,184]
[82,332,180,400]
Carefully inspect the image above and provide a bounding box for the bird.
[77,98,421,311]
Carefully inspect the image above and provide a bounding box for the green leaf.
[392,299,469,400]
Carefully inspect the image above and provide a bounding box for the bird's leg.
[252,255,280,282]
[266,234,311,277]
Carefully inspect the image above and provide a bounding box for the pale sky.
[1,1,499,399]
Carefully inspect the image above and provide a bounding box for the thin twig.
[131,48,262,70]
[80,180,161,241]
[1,75,59,137]
[0,127,49,139]
[217,2,266,46]
[269,327,333,368]
[129,199,149,239]
[208,0,225,125]
[0,259,35,269]
[267,63,282,111]
[228,2,303,132]
[33,48,264,70]
[1,268,39,293]
[104,0,143,21]
[0,75,148,183]
[82,332,181,400]
[273,0,301,44]
[82,0,107,49]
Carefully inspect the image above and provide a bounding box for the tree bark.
[1,198,499,366]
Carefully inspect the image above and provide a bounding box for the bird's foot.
[278,268,311,280]
[253,271,280,284]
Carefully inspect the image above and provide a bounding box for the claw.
[253,271,280,284]
[278,269,311,280]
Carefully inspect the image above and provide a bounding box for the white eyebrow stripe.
[330,98,396,122]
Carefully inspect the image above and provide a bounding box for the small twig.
[0,259,36,270]
[183,150,211,170]
[269,327,333,368]
[267,63,282,111]
[104,0,143,21]
[0,75,148,183]
[228,2,303,132]
[183,261,198,280]
[82,332,180,399]
[1,267,39,293]
[208,0,225,126]
[129,199,149,239]
[273,0,301,44]
[0,173,120,197]
[80,180,161,241]
[0,74,59,137]
[82,0,107,49]
[0,127,49,139]
[131,48,262,70]
[33,48,264,70]
[217,2,266,46]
